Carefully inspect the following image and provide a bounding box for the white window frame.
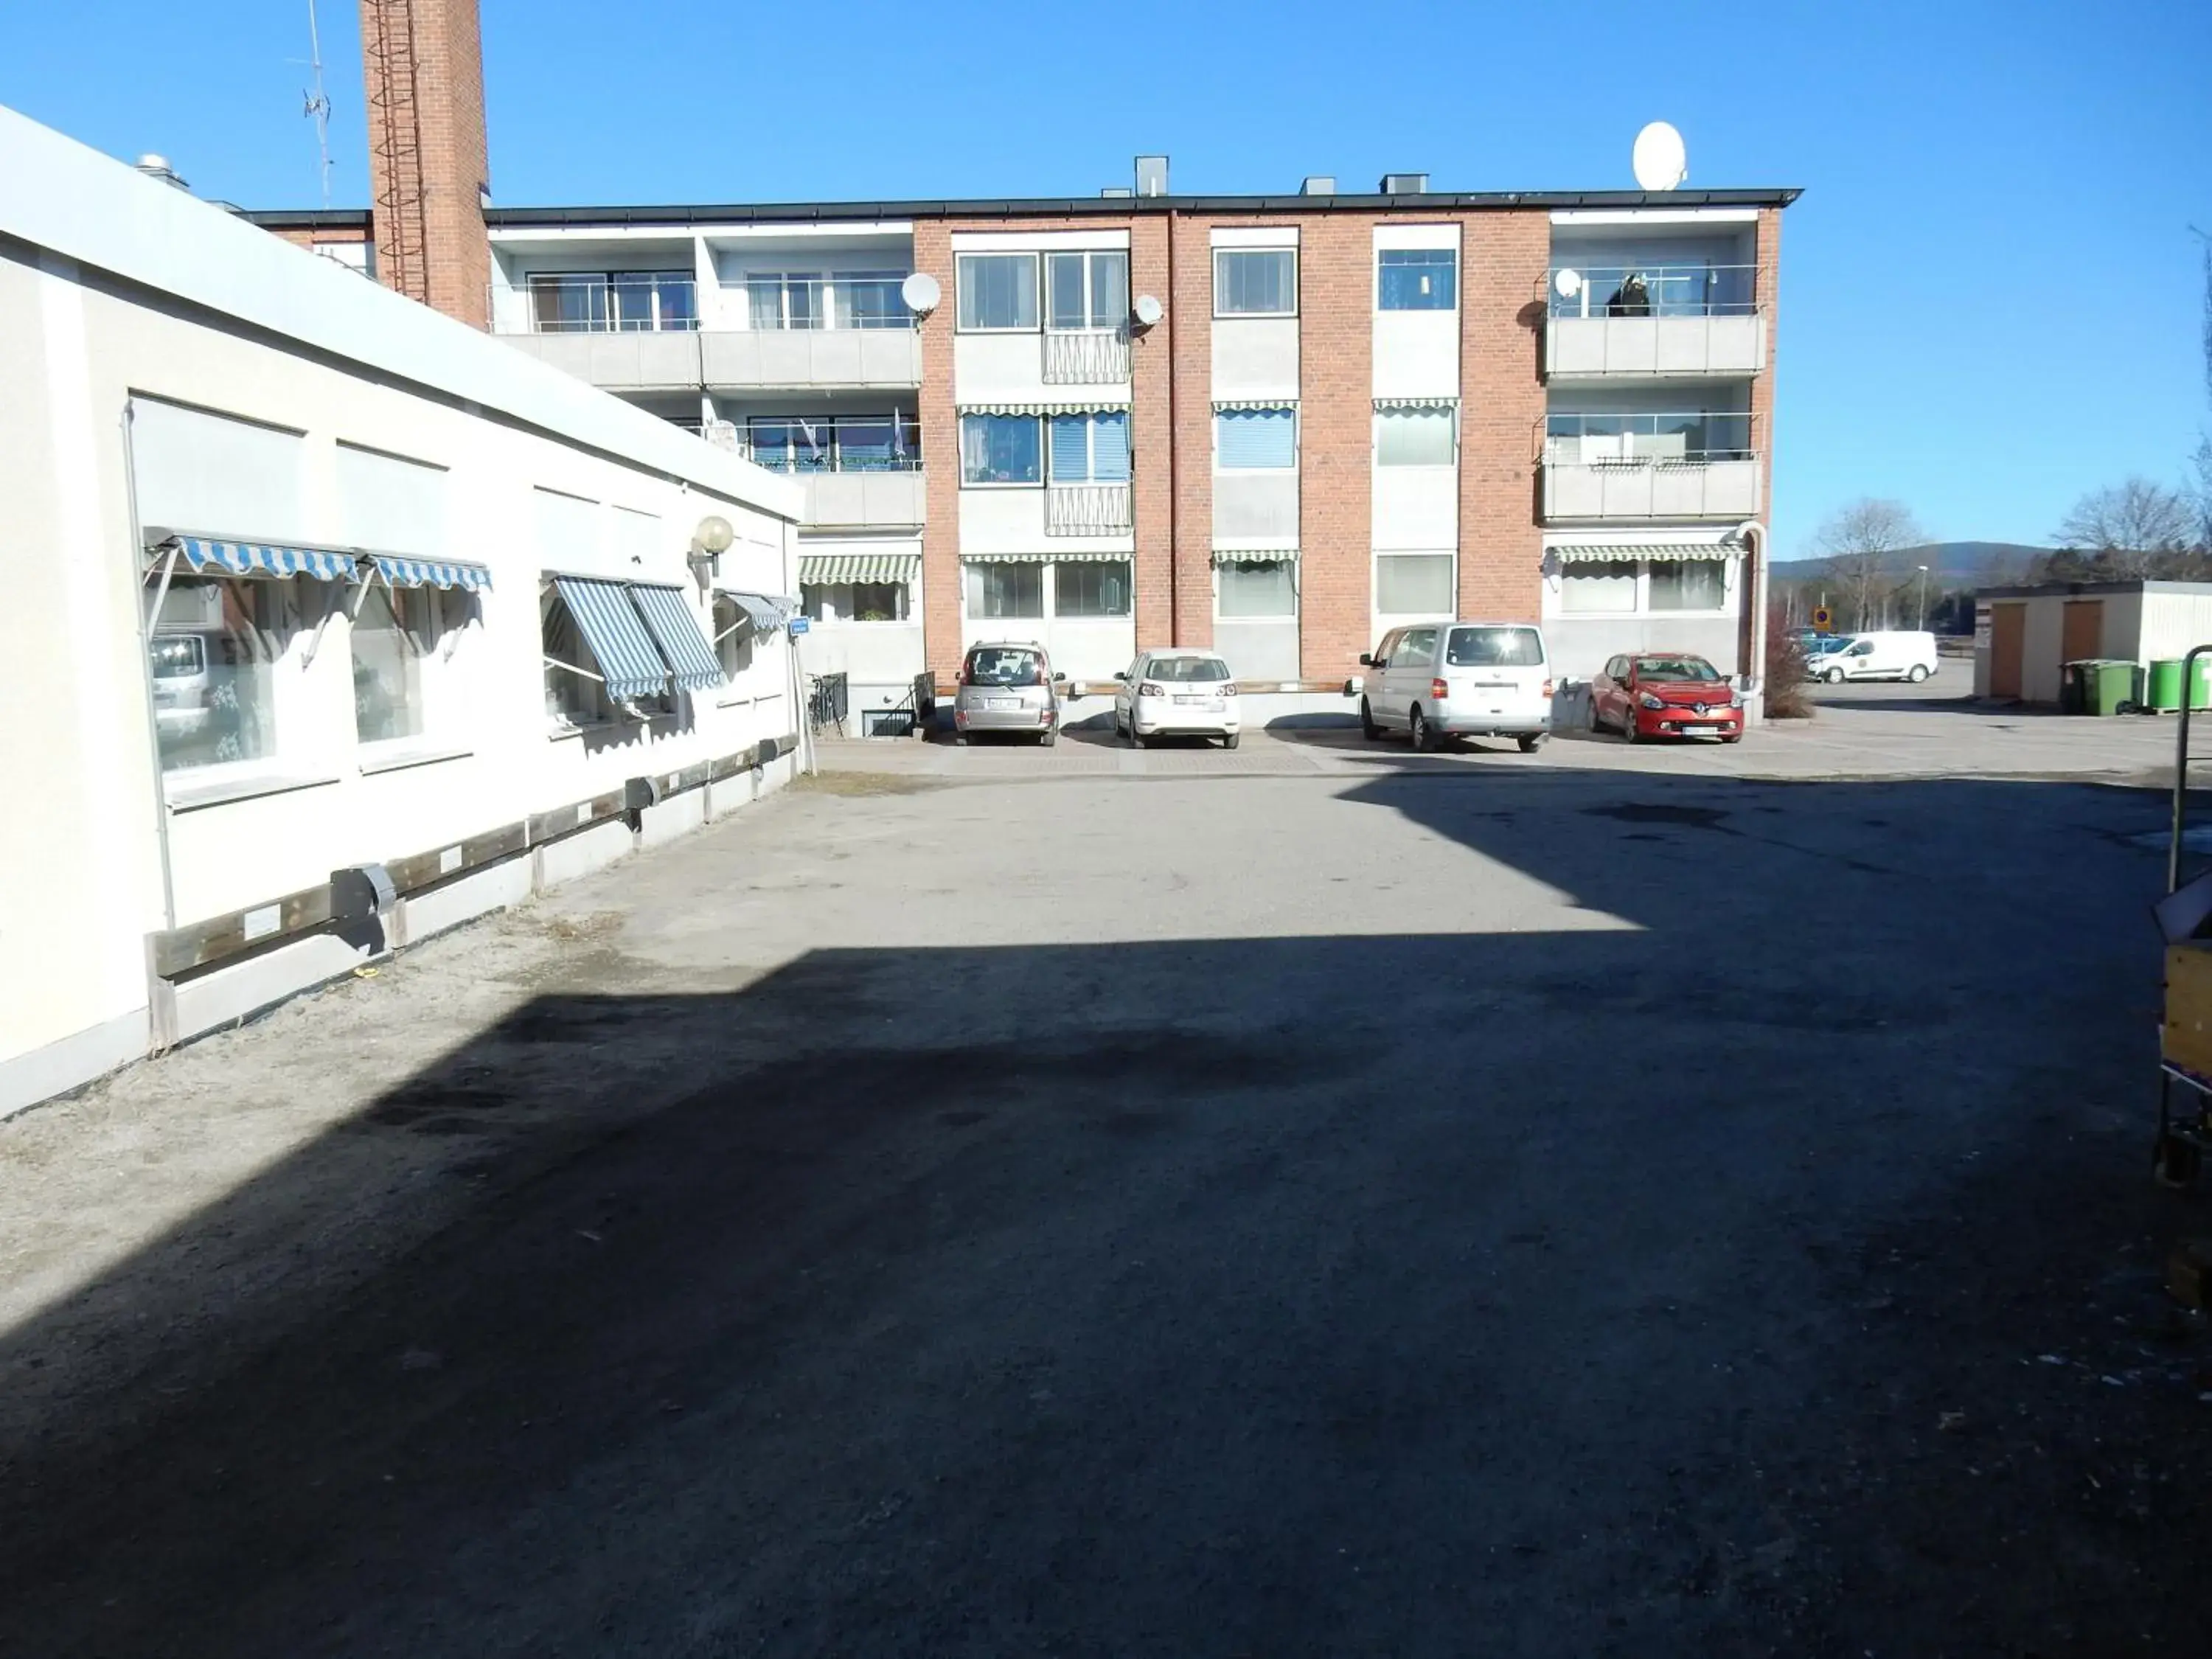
[959,413,1046,489]
[956,252,1041,333]
[1644,558,1732,616]
[1214,557,1300,620]
[1051,558,1133,619]
[1374,404,1459,467]
[147,570,318,792]
[1213,248,1298,319]
[1374,247,1459,313]
[961,559,1047,620]
[800,580,912,624]
[1372,551,1458,619]
[350,577,476,756]
[1213,406,1299,472]
[1047,411,1130,485]
[1558,559,1641,616]
[744,271,825,332]
[1045,250,1129,332]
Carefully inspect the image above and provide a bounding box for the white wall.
[1371,223,1461,402]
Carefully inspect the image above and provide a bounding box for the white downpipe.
[1736,520,1767,720]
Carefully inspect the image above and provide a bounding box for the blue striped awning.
[628,584,724,692]
[552,576,669,703]
[370,554,494,592]
[162,536,356,582]
[719,590,799,634]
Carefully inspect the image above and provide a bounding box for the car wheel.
[1409,706,1434,752]
[1040,727,1057,748]
[1587,697,1604,734]
[953,734,969,747]
[1360,698,1381,741]
[1825,667,1845,684]
[1907,664,1930,683]
[1517,734,1543,754]
[1622,710,1641,744]
[1223,732,1241,750]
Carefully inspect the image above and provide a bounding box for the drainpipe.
[1164,207,1178,645]
[122,400,179,931]
[1736,519,1766,718]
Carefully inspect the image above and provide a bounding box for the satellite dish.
[1554,268,1582,299]
[1632,122,1688,191]
[900,271,941,316]
[1132,293,1164,328]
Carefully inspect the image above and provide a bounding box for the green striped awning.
[958,399,1131,417]
[961,550,1128,565]
[1551,540,1744,563]
[1374,396,1459,410]
[799,552,919,585]
[1211,397,1298,412]
[1211,547,1298,566]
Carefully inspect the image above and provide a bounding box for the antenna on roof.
[302,0,335,209]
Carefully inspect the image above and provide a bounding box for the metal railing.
[741,415,920,473]
[1046,482,1134,535]
[1043,327,1132,384]
[513,272,700,333]
[1541,411,1759,464]
[723,275,917,331]
[1544,263,1759,319]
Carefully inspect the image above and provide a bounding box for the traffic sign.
[1811,607,1833,634]
[787,616,811,636]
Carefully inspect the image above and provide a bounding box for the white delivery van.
[1810,631,1940,684]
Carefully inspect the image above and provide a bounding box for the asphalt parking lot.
[5,697,2212,1655]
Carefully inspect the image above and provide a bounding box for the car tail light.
[1430,678,1450,702]
[1140,681,1165,697]
[1220,684,1238,697]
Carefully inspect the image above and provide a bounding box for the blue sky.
[4,0,2208,557]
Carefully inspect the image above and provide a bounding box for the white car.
[1811,630,1939,684]
[1357,621,1553,752]
[1113,650,1241,748]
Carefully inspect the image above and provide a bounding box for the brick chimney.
[358,0,490,329]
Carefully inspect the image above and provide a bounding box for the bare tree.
[1814,499,1924,630]
[2052,478,2196,577]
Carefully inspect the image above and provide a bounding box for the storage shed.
[1973,581,2212,704]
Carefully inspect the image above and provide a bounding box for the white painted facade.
[0,105,802,1117]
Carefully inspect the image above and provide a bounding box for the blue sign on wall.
[788,616,811,636]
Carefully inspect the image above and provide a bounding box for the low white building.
[0,105,804,1118]
[1974,580,2212,705]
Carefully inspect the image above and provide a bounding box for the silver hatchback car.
[953,641,1060,746]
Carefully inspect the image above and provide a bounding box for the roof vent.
[134,153,190,191]
[1301,175,1337,196]
[1379,171,1428,195]
[1134,154,1169,197]
[1101,186,1134,198]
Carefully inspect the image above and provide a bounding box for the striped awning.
[799,552,920,585]
[552,576,669,703]
[1211,397,1298,412]
[153,535,356,582]
[628,584,724,693]
[958,399,1132,416]
[1551,539,1744,564]
[961,549,1127,565]
[719,590,799,634]
[1211,547,1298,566]
[369,554,494,592]
[1373,396,1460,411]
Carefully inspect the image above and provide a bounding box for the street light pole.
[1916,564,1930,630]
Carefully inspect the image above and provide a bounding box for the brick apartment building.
[257,3,1797,731]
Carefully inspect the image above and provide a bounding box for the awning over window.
[960,549,1127,564]
[1211,547,1299,566]
[628,584,725,692]
[151,535,356,582]
[1551,538,1744,564]
[552,575,669,703]
[958,399,1132,417]
[369,554,494,592]
[799,552,921,585]
[720,590,799,635]
[1374,396,1460,411]
[1211,397,1298,412]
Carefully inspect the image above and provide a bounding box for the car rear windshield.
[1637,655,1721,681]
[1446,627,1543,667]
[1145,655,1231,683]
[967,648,1044,686]
[150,636,204,678]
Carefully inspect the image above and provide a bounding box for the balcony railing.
[1544,264,1759,319]
[740,415,920,473]
[1046,483,1134,535]
[1043,327,1132,384]
[516,272,699,333]
[725,276,917,331]
[1540,412,1762,521]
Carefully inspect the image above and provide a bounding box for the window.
[1048,412,1130,483]
[1378,248,1456,310]
[1143,653,1232,682]
[746,271,821,331]
[801,582,909,622]
[1215,408,1297,470]
[1375,553,1455,615]
[964,561,1045,619]
[1046,251,1129,330]
[1214,248,1297,317]
[1561,560,1638,614]
[352,581,451,744]
[712,597,755,681]
[1055,560,1131,618]
[748,414,918,473]
[541,587,613,726]
[529,272,695,333]
[1648,560,1727,612]
[1377,406,1456,466]
[960,414,1043,484]
[1217,559,1297,618]
[1397,627,1439,664]
[609,272,695,332]
[836,271,911,330]
[956,253,1039,330]
[147,576,287,773]
[748,417,834,473]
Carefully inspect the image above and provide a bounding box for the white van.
[1809,630,1940,684]
[1357,622,1552,751]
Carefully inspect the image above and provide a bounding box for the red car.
[1587,652,1744,743]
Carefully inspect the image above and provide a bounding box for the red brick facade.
[1456,212,1548,627]
[359,0,491,330]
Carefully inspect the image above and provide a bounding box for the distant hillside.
[1773,542,2051,586]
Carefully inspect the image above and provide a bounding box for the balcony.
[742,417,924,528]
[1541,413,1762,522]
[1043,327,1131,385]
[1046,483,1133,536]
[1543,264,1766,380]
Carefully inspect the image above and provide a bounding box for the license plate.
[985,698,1018,711]
[1173,695,1220,708]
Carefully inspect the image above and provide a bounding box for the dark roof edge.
[243,187,1801,232]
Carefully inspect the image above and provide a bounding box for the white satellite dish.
[900,271,941,316]
[1631,122,1688,192]
[1132,293,1164,328]
[1554,268,1582,299]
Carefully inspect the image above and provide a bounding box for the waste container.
[2148,658,2212,712]
[2081,659,2144,716]
[2060,660,2090,714]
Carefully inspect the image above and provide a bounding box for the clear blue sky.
[4,0,2208,557]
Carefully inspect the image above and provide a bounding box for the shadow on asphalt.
[3,766,2208,1655]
